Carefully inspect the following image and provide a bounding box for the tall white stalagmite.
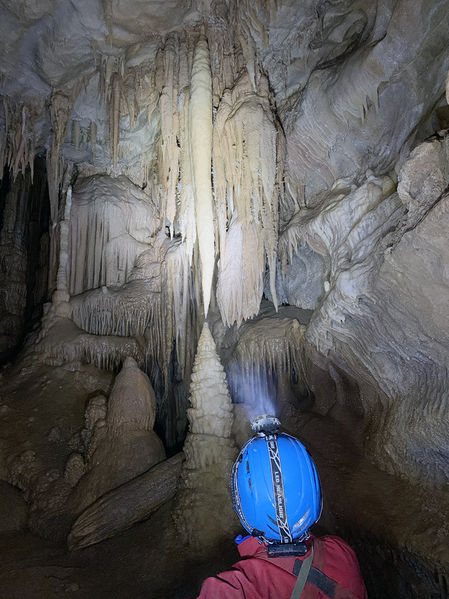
[174,322,238,550]
[189,35,214,317]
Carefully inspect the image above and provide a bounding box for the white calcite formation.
[285,154,449,485]
[190,34,214,317]
[214,70,283,326]
[174,322,237,550]
[69,175,158,294]
[265,243,325,311]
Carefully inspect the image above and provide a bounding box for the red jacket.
[196,535,367,599]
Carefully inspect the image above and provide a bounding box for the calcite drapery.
[213,71,283,326]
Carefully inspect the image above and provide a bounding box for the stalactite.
[229,0,275,91]
[93,52,127,170]
[68,222,198,403]
[37,319,145,372]
[89,121,97,159]
[177,82,196,264]
[70,281,159,338]
[206,12,240,107]
[216,218,265,327]
[213,70,283,326]
[46,87,79,296]
[109,73,121,168]
[232,316,305,378]
[156,35,180,236]
[0,97,40,181]
[164,238,199,389]
[189,34,214,317]
[226,316,305,426]
[47,91,73,220]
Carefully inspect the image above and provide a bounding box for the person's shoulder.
[314,535,367,598]
[317,534,357,554]
[314,535,362,574]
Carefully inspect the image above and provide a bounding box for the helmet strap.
[265,434,293,543]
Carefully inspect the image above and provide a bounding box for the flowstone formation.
[0,1,449,597]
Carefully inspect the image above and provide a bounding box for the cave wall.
[0,161,50,361]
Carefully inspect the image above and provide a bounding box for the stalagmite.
[68,357,166,514]
[1,3,449,595]
[189,35,214,316]
[174,323,238,550]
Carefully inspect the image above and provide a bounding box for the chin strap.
[289,542,314,599]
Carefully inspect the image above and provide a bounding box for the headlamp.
[250,414,281,436]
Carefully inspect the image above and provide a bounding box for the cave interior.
[0,0,449,597]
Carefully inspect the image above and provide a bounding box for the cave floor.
[0,500,237,599]
[0,415,448,599]
[0,440,448,599]
[0,357,448,598]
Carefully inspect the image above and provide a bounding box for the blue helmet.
[231,427,322,543]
